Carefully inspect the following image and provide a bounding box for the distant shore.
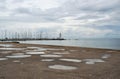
[0,38,66,41]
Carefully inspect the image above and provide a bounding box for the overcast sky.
[0,0,120,39]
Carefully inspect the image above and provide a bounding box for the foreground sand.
[0,42,120,79]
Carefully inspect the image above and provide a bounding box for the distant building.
[59,33,62,39]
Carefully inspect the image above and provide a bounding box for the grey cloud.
[14,7,31,14]
[0,0,6,2]
[65,0,120,12]
[57,0,120,19]
[75,14,104,20]
[0,0,119,26]
[14,7,48,16]
[11,0,25,3]
[8,6,64,22]
[0,15,61,23]
[0,5,6,11]
[0,0,7,11]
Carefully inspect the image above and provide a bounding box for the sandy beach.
[0,42,120,79]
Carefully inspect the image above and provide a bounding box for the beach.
[0,42,120,79]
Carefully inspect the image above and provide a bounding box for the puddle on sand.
[26,52,45,55]
[41,59,54,62]
[83,59,105,62]
[47,48,65,51]
[0,58,8,61]
[83,59,105,64]
[40,54,62,58]
[101,54,111,59]
[6,54,31,58]
[60,59,82,63]
[85,62,95,64]
[69,50,78,52]
[107,51,116,52]
[12,53,24,56]
[37,48,47,51]
[0,44,13,47]
[0,51,11,54]
[81,50,86,52]
[6,55,31,58]
[53,52,70,55]
[27,47,39,49]
[27,47,47,51]
[0,48,24,50]
[13,60,20,62]
[48,65,77,70]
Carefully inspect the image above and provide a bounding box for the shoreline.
[22,43,120,51]
[1,38,120,50]
[1,41,119,51]
[0,42,120,79]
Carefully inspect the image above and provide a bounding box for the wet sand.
[0,42,120,79]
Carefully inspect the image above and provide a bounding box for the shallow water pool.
[0,44,13,47]
[53,52,70,55]
[48,65,77,70]
[26,52,45,55]
[40,54,62,57]
[6,55,31,58]
[41,59,54,62]
[0,48,24,50]
[0,58,8,61]
[59,59,82,62]
[83,59,105,64]
[101,54,111,59]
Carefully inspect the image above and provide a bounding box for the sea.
[19,38,120,50]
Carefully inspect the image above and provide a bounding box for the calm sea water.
[20,39,120,50]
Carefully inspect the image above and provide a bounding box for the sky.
[0,0,120,39]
